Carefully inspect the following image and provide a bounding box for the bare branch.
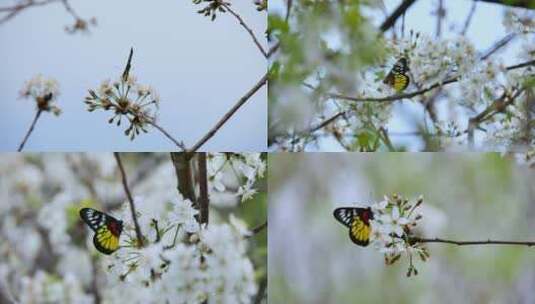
[221,3,267,58]
[379,0,417,33]
[250,221,267,235]
[461,0,477,35]
[18,109,43,151]
[413,237,535,247]
[0,0,60,25]
[189,72,268,152]
[114,152,144,247]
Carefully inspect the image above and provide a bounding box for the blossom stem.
[148,121,187,151]
[189,72,268,153]
[114,152,144,247]
[197,153,209,225]
[18,109,43,152]
[221,3,267,58]
[412,237,535,247]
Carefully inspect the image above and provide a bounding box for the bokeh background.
[269,153,535,303]
[0,1,266,151]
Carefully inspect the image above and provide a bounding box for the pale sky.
[0,0,266,151]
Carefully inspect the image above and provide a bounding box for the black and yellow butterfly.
[333,207,374,246]
[80,208,123,255]
[383,57,410,92]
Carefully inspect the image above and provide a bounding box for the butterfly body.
[383,57,410,92]
[333,207,374,246]
[80,208,123,255]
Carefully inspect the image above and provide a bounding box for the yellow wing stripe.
[393,73,409,92]
[350,218,371,243]
[96,228,119,251]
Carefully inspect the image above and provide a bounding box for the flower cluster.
[103,195,256,303]
[370,194,429,277]
[85,74,160,140]
[19,74,61,115]
[208,153,266,204]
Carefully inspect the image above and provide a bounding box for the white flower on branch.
[19,74,61,115]
[85,73,160,140]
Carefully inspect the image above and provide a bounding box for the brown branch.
[18,109,42,151]
[170,152,196,203]
[197,153,209,225]
[379,0,417,33]
[413,237,535,247]
[320,59,535,104]
[189,72,268,152]
[114,153,144,247]
[221,3,267,58]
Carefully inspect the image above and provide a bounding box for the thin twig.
[413,237,535,247]
[0,0,60,25]
[435,0,443,37]
[250,221,267,235]
[461,0,477,35]
[18,109,43,151]
[267,42,280,58]
[189,72,268,152]
[221,3,267,58]
[198,153,209,225]
[379,0,417,33]
[481,33,516,60]
[316,59,535,104]
[148,121,187,151]
[285,0,293,22]
[114,152,144,247]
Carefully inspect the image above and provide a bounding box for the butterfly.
[79,208,123,255]
[383,57,410,93]
[333,207,374,246]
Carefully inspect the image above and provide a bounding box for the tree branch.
[18,109,42,151]
[197,153,209,225]
[170,152,196,203]
[0,0,60,25]
[413,237,535,247]
[221,3,267,58]
[189,72,268,152]
[379,0,417,33]
[114,152,144,247]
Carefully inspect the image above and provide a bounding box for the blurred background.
[0,1,266,151]
[0,153,267,303]
[269,153,535,303]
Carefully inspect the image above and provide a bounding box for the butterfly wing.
[93,225,121,255]
[384,57,410,92]
[333,207,372,247]
[80,208,122,255]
